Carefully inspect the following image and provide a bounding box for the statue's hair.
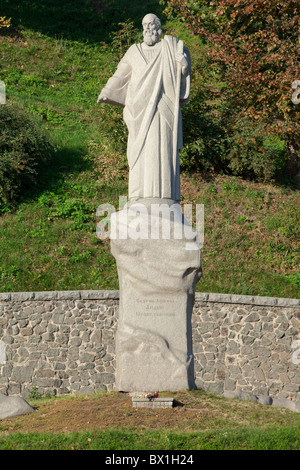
[142,13,163,39]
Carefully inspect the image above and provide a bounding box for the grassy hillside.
[0,0,299,297]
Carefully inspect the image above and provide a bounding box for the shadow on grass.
[0,144,92,214]
[25,144,92,201]
[173,400,184,408]
[2,0,165,44]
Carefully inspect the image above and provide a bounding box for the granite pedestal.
[111,199,201,392]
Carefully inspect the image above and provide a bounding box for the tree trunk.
[284,133,300,183]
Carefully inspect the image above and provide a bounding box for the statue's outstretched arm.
[97,60,132,107]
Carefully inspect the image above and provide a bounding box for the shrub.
[0,104,55,205]
[226,117,288,180]
[180,83,227,174]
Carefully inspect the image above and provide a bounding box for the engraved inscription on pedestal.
[136,298,176,317]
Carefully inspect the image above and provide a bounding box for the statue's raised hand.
[175,49,189,75]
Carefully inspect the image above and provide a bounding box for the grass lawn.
[0,390,299,450]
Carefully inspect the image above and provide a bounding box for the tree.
[0,105,55,206]
[164,0,300,179]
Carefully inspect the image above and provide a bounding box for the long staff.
[172,39,184,194]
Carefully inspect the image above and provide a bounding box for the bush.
[180,84,227,174]
[178,43,228,174]
[0,104,55,205]
[226,117,288,180]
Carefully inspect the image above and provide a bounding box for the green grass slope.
[0,0,299,297]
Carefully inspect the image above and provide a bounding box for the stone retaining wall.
[0,291,299,400]
[192,294,300,399]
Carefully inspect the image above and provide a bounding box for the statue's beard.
[143,30,159,46]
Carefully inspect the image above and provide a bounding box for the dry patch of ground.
[0,391,299,435]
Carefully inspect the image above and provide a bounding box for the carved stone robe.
[100,35,191,201]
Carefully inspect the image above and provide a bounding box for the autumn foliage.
[164,0,300,179]
[0,16,11,31]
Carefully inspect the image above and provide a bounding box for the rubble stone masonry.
[0,291,299,401]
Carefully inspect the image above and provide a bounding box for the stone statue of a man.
[98,13,191,201]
